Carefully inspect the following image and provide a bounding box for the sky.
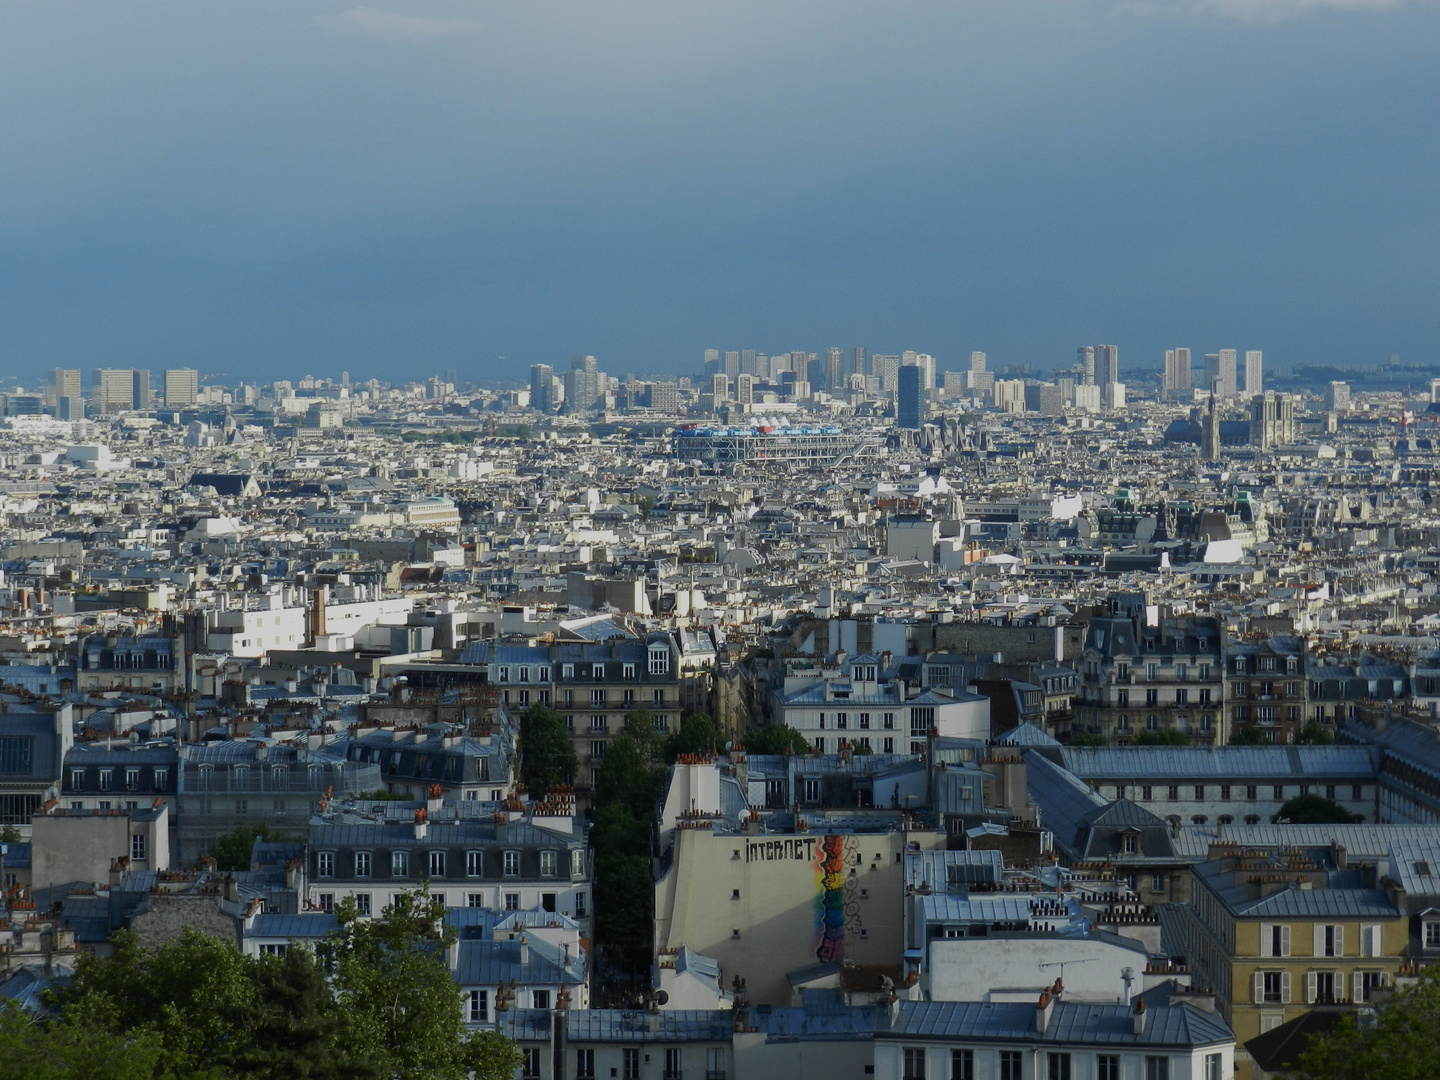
[0,0,1437,384]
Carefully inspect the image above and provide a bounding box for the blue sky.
[0,0,1436,383]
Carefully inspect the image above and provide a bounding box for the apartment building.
[1225,636,1308,743]
[1075,605,1225,744]
[1173,844,1406,1080]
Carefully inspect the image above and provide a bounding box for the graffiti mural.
[815,835,846,962]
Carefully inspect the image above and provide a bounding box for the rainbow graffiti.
[815,834,846,962]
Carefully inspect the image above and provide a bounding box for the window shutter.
[1306,971,1317,1004]
[1281,971,1292,1004]
[1335,926,1344,957]
[1253,972,1265,1003]
[1281,925,1291,957]
[1313,925,1324,957]
[1260,924,1273,957]
[1353,971,1364,1003]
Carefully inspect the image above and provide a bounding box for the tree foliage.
[1300,967,1440,1080]
[37,897,522,1080]
[742,724,811,756]
[210,821,272,872]
[1229,723,1270,746]
[1132,729,1190,746]
[517,704,578,796]
[1273,793,1356,824]
[666,712,720,760]
[1292,723,1335,745]
[1067,731,1107,747]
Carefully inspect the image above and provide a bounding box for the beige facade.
[654,825,943,1005]
[30,803,171,890]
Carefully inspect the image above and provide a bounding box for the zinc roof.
[883,1000,1233,1047]
[1059,746,1380,781]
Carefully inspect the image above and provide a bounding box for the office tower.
[1216,349,1238,397]
[1249,391,1294,450]
[133,370,151,409]
[789,352,809,386]
[648,382,680,411]
[703,349,720,376]
[530,364,555,412]
[92,369,141,412]
[897,364,925,429]
[1078,347,1096,386]
[942,371,964,395]
[1102,382,1126,411]
[969,351,987,373]
[723,351,740,380]
[164,368,199,407]
[914,353,936,390]
[993,379,1025,414]
[563,356,604,414]
[1325,381,1350,412]
[341,371,350,389]
[735,374,755,406]
[825,348,843,390]
[1244,351,1263,397]
[1163,349,1192,396]
[851,347,867,378]
[871,355,900,394]
[47,368,80,407]
[741,349,760,377]
[1203,353,1220,394]
[1096,345,1119,386]
[710,374,730,402]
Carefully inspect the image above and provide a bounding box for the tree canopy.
[1132,730,1190,746]
[742,724,811,756]
[517,703,578,796]
[33,892,522,1080]
[1229,723,1270,746]
[666,711,720,760]
[1292,723,1335,745]
[1273,793,1356,824]
[1300,967,1440,1080]
[210,822,272,872]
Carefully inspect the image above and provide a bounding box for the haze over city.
[2,0,1438,380]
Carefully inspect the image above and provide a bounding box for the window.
[590,715,607,732]
[1273,785,1284,800]
[577,1049,595,1078]
[1193,785,1205,800]
[131,833,147,862]
[154,768,168,790]
[562,663,575,680]
[1148,716,1160,732]
[1123,834,1138,855]
[1265,924,1291,957]
[591,741,606,760]
[859,712,871,729]
[466,850,484,877]
[1000,1051,1023,1080]
[903,1048,926,1080]
[883,738,894,753]
[571,849,586,878]
[591,689,606,705]
[1145,1057,1170,1080]
[837,712,848,729]
[1353,784,1364,801]
[1200,689,1212,705]
[804,778,820,803]
[883,712,895,729]
[522,1048,542,1079]
[318,893,334,914]
[1257,970,1289,1003]
[1048,1053,1071,1080]
[468,989,488,1022]
[1319,924,1343,957]
[1310,970,1338,1004]
[1175,689,1188,706]
[1167,785,1179,801]
[1152,874,1166,892]
[624,1048,641,1080]
[392,850,409,877]
[125,768,140,790]
[317,852,335,878]
[505,892,520,911]
[1141,786,1152,800]
[664,1047,681,1080]
[99,769,114,791]
[235,799,248,815]
[1098,1056,1120,1080]
[540,850,557,877]
[1426,922,1440,949]
[429,850,446,878]
[707,1046,725,1080]
[355,851,372,878]
[70,768,86,790]
[1356,970,1385,1002]
[950,1049,973,1080]
[355,893,372,916]
[468,893,484,908]
[1204,1053,1222,1080]
[503,850,520,877]
[622,690,634,705]
[532,989,549,1010]
[654,688,665,706]
[575,892,587,918]
[1247,785,1258,800]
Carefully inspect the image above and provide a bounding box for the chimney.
[1132,996,1147,1035]
[518,934,529,965]
[1035,989,1054,1034]
[413,808,428,840]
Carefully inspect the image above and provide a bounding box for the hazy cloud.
[1115,0,1424,19]
[314,7,480,41]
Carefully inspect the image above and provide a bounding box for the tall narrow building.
[1163,349,1192,396]
[1077,346,1096,386]
[825,348,843,390]
[1244,350,1263,397]
[897,363,925,429]
[1096,345,1119,386]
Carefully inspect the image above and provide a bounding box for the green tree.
[1300,967,1440,1080]
[210,821,272,871]
[847,739,874,756]
[1230,723,1270,745]
[1273,793,1356,824]
[667,712,720,760]
[1133,730,1190,746]
[636,496,657,521]
[517,704,578,796]
[0,998,165,1080]
[0,825,20,844]
[1067,731,1107,747]
[324,889,515,1080]
[1292,723,1335,745]
[620,710,666,770]
[595,734,666,822]
[742,724,811,756]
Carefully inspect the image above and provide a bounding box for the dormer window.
[1123,833,1138,855]
[539,666,551,681]
[562,663,574,679]
[648,645,670,676]
[498,667,510,683]
[518,667,530,683]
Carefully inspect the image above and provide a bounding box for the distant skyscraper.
[735,374,755,406]
[851,347,867,378]
[1244,350,1263,396]
[790,352,809,385]
[564,356,604,413]
[710,374,730,402]
[47,368,80,408]
[825,348,843,390]
[1325,381,1350,412]
[164,368,199,407]
[897,364,925,429]
[1078,347,1096,386]
[703,348,720,375]
[871,355,900,394]
[915,353,936,391]
[1096,345,1119,386]
[530,364,555,412]
[92,369,145,412]
[1163,349,1192,396]
[969,351,987,373]
[723,351,740,380]
[741,349,760,377]
[133,370,151,410]
[1217,348,1238,397]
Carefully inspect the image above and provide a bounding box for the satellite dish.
[653,990,669,1006]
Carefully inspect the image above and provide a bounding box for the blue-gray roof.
[882,1000,1233,1048]
[248,912,339,939]
[562,1009,734,1043]
[1059,746,1380,780]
